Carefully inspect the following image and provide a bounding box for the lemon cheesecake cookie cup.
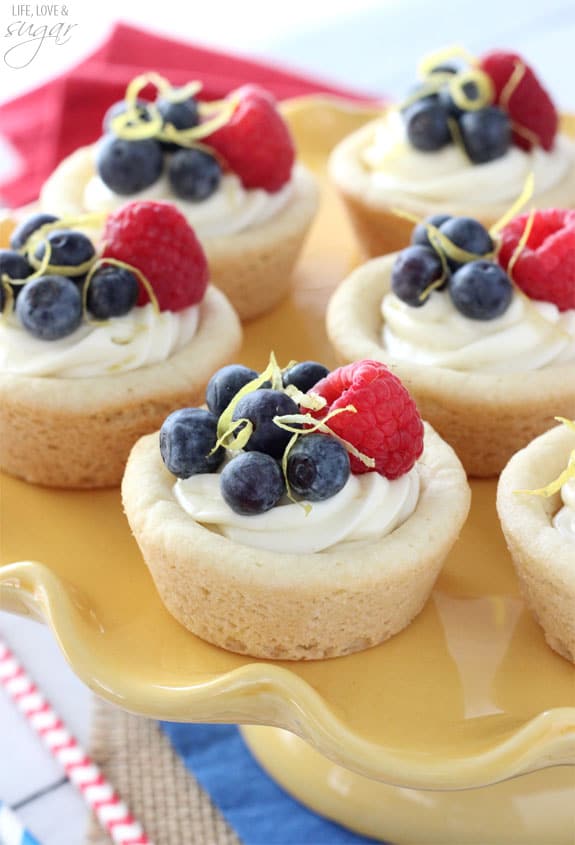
[497,419,575,663]
[327,208,575,477]
[39,74,318,321]
[329,47,575,258]
[123,357,470,660]
[0,202,242,488]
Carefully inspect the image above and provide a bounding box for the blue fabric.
[161,723,384,845]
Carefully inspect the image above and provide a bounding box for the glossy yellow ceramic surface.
[1,100,574,827]
[242,725,575,844]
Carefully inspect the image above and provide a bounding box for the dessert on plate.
[122,356,470,660]
[497,418,575,663]
[40,74,318,320]
[329,46,575,258]
[0,200,242,488]
[327,207,575,477]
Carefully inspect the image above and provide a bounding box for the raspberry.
[309,361,424,479]
[206,86,295,192]
[479,51,558,151]
[102,201,208,311]
[498,209,575,311]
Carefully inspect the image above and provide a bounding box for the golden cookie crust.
[329,114,575,258]
[0,286,242,489]
[40,150,319,320]
[326,253,575,477]
[497,424,575,663]
[122,423,470,661]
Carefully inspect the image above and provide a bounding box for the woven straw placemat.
[85,696,240,845]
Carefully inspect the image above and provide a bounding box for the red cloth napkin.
[0,21,373,208]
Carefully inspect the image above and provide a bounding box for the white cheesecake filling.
[362,110,574,206]
[381,290,575,373]
[83,162,295,238]
[174,463,420,554]
[0,303,199,377]
[553,477,575,543]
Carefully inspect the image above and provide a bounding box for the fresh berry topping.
[438,79,482,117]
[286,434,350,502]
[102,99,153,133]
[391,245,444,307]
[449,260,513,320]
[157,95,199,131]
[232,389,299,459]
[168,149,221,201]
[411,213,452,249]
[207,86,295,192]
[498,209,575,311]
[233,84,277,105]
[283,361,330,393]
[16,275,83,340]
[311,361,424,479]
[9,213,59,250]
[404,100,451,152]
[206,364,259,417]
[428,63,458,76]
[86,265,139,319]
[34,229,95,274]
[160,408,225,479]
[220,451,285,515]
[0,249,33,282]
[459,106,511,164]
[479,51,558,151]
[102,201,209,311]
[96,135,164,195]
[157,94,200,152]
[400,85,439,114]
[439,217,493,270]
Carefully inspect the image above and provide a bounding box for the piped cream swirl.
[174,464,420,554]
[382,290,575,372]
[362,111,574,207]
[83,166,294,238]
[0,303,199,377]
[553,478,575,543]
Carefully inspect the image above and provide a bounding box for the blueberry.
[439,217,494,271]
[168,149,222,201]
[96,134,163,195]
[16,275,83,340]
[158,95,200,150]
[404,100,451,152]
[411,214,452,250]
[220,451,285,515]
[400,84,439,114]
[160,408,225,478]
[102,99,153,133]
[86,266,139,319]
[287,434,350,502]
[206,364,259,418]
[439,80,482,118]
[0,250,33,306]
[10,213,59,250]
[449,260,513,320]
[391,245,445,307]
[459,106,511,165]
[282,361,329,393]
[428,63,458,76]
[0,249,33,281]
[232,389,299,459]
[34,229,95,275]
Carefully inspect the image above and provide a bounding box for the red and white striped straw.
[0,637,151,845]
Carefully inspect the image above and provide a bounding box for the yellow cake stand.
[1,98,574,844]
